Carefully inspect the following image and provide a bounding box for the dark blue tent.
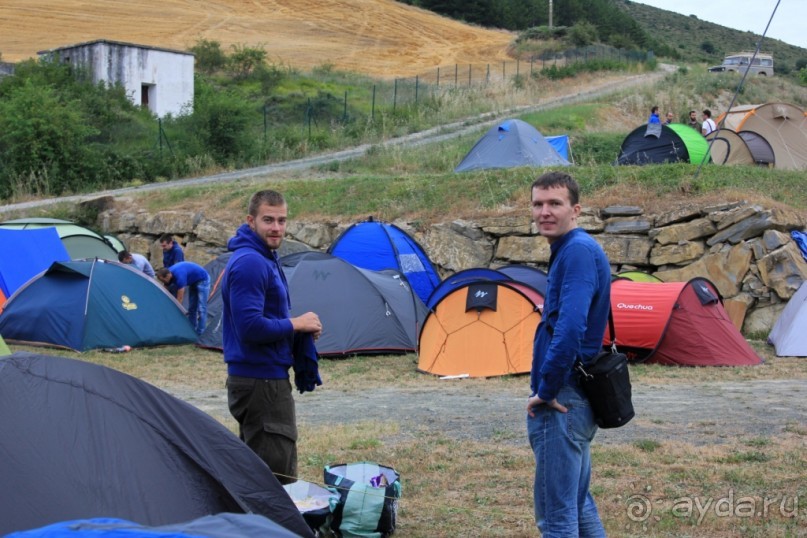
[425,267,512,310]
[328,219,441,305]
[0,227,69,298]
[0,352,312,537]
[0,259,197,351]
[496,264,548,296]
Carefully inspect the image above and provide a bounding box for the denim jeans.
[187,277,210,335]
[527,384,606,538]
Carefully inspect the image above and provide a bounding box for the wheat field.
[0,0,515,78]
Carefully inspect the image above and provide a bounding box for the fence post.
[263,104,268,144]
[454,64,458,87]
[437,66,440,87]
[530,58,534,76]
[415,75,419,105]
[158,118,162,155]
[486,64,490,85]
[468,64,471,86]
[306,97,312,138]
[502,61,505,80]
[372,85,376,121]
[393,78,398,112]
[517,59,520,77]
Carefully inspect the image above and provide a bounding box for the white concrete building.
[39,39,194,117]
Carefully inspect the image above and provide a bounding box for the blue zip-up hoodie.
[222,223,294,379]
[530,228,611,401]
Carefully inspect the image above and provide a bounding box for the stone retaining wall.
[96,199,807,334]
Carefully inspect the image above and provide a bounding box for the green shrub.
[189,39,227,75]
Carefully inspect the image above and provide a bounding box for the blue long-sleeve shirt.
[162,241,185,268]
[530,228,611,401]
[221,223,294,379]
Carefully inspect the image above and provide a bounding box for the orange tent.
[418,280,542,378]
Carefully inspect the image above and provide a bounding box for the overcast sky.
[632,0,806,50]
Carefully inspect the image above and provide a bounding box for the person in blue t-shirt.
[526,171,611,537]
[157,262,210,335]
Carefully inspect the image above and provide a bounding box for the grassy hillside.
[616,0,807,74]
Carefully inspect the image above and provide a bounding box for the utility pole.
[549,0,553,29]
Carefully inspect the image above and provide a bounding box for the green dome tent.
[616,123,709,166]
[0,218,118,260]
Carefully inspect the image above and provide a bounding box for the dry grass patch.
[8,342,806,537]
[294,423,806,537]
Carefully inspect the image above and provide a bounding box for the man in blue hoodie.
[526,172,611,537]
[221,190,322,485]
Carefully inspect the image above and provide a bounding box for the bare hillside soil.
[0,0,513,78]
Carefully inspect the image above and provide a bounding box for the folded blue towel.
[292,332,322,394]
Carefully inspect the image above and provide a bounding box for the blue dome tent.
[328,219,440,305]
[0,259,197,351]
[454,119,570,172]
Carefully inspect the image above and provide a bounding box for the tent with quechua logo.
[418,279,544,378]
[608,277,760,366]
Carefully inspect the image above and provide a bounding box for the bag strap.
[576,306,616,379]
[605,307,617,353]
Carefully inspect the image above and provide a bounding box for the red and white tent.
[609,278,761,366]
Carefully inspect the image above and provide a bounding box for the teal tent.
[0,259,197,351]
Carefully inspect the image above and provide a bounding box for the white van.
[708,52,774,76]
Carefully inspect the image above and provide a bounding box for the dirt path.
[1,0,513,77]
[177,378,807,447]
[0,68,670,216]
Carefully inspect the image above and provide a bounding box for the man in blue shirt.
[526,172,611,537]
[159,234,185,268]
[221,189,322,485]
[156,262,210,335]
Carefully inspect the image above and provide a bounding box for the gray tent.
[768,280,807,356]
[455,119,570,172]
[0,352,313,537]
[281,251,428,356]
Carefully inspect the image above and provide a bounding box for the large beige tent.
[717,103,807,170]
[706,129,756,166]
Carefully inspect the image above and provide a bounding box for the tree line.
[396,0,670,53]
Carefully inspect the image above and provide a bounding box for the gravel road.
[176,377,807,447]
[0,68,673,216]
